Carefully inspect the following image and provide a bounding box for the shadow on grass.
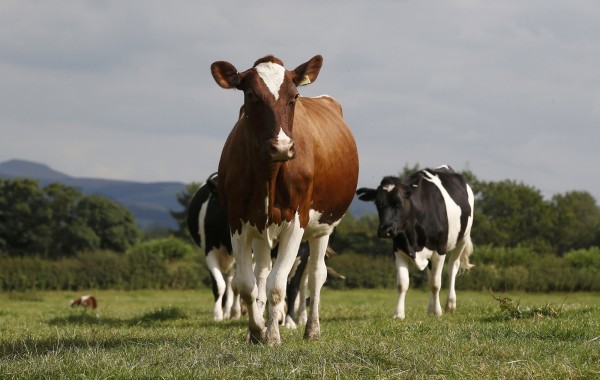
[46,306,190,328]
[0,335,182,360]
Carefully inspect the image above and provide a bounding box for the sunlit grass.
[0,289,598,379]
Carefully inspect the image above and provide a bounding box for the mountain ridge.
[0,159,185,230]
[0,159,373,231]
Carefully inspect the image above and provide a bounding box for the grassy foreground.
[0,289,598,379]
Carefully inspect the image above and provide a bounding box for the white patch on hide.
[255,62,285,100]
[423,170,462,251]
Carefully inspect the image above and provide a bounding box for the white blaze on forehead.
[255,62,285,100]
[382,184,395,192]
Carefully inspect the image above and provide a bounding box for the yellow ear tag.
[298,75,311,86]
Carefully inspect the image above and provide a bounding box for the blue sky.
[1,1,599,201]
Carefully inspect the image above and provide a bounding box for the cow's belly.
[303,209,340,239]
[242,209,340,248]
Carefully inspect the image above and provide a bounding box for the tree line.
[1,169,599,292]
[0,178,140,258]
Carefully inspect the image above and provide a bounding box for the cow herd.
[189,54,474,345]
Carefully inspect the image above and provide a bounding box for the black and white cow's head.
[356,176,415,239]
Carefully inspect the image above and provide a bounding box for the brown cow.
[211,55,359,345]
[69,295,97,310]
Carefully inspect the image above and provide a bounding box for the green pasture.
[0,289,598,379]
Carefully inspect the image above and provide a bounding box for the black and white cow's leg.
[265,222,304,346]
[427,252,446,316]
[232,230,265,343]
[445,236,473,312]
[394,251,411,319]
[304,234,329,340]
[445,243,463,313]
[206,252,227,321]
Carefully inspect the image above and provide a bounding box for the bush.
[0,242,598,292]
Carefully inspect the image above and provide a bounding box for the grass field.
[0,289,598,379]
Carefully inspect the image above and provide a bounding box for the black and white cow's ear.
[293,55,323,86]
[206,172,219,196]
[211,61,241,89]
[356,187,377,202]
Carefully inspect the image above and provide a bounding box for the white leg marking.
[394,251,410,320]
[252,239,272,319]
[297,269,309,326]
[232,228,265,342]
[445,243,463,313]
[265,214,304,346]
[206,250,227,321]
[427,253,445,316]
[304,235,329,341]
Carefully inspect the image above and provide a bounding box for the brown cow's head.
[211,55,323,162]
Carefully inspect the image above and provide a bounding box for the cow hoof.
[247,328,266,344]
[304,319,320,341]
[284,316,297,329]
[392,314,405,320]
[303,329,320,341]
[264,334,281,346]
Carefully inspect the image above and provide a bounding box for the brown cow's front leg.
[265,221,304,346]
[232,230,266,343]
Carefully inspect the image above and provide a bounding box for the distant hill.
[0,159,373,231]
[0,159,186,230]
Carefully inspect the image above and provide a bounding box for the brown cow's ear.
[293,55,323,86]
[211,61,240,89]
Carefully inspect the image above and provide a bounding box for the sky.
[1,1,599,202]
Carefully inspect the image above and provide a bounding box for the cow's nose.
[377,226,394,238]
[269,139,295,161]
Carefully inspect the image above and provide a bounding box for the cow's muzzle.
[269,139,295,162]
[377,226,395,239]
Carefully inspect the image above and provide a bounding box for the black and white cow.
[356,166,474,319]
[188,173,241,321]
[188,173,329,328]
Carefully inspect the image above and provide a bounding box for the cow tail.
[459,236,474,272]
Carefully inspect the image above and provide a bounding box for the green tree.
[0,178,52,255]
[170,182,201,237]
[77,195,140,252]
[473,180,554,249]
[550,191,600,253]
[0,179,140,257]
[43,183,90,257]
